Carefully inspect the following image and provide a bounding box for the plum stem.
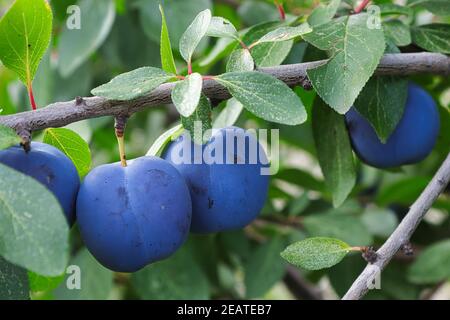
[274,1,286,21]
[354,0,370,14]
[115,116,128,167]
[27,83,37,111]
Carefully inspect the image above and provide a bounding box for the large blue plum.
[163,126,270,233]
[345,84,440,168]
[76,156,192,272]
[0,142,80,225]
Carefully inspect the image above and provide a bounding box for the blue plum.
[76,156,192,272]
[0,142,80,225]
[345,84,440,168]
[163,126,269,233]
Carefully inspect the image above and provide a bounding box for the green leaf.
[171,73,203,117]
[361,207,398,238]
[304,14,385,114]
[132,244,209,299]
[0,164,69,276]
[179,9,212,64]
[159,4,177,74]
[408,0,450,16]
[408,240,450,284]
[303,213,373,246]
[0,257,29,300]
[0,125,21,151]
[312,97,356,207]
[28,271,64,293]
[213,98,244,129]
[242,21,293,67]
[54,248,113,300]
[91,67,174,100]
[379,3,413,17]
[216,71,307,125]
[146,124,184,157]
[281,237,351,271]
[58,0,115,78]
[137,0,212,51]
[244,237,286,298]
[308,0,341,27]
[43,128,91,178]
[226,49,254,72]
[253,23,312,44]
[411,24,450,54]
[207,16,238,39]
[181,94,212,144]
[383,20,411,47]
[354,76,408,142]
[0,0,52,86]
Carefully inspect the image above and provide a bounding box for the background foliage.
[0,0,449,300]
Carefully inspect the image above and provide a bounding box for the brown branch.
[0,53,448,133]
[342,153,450,300]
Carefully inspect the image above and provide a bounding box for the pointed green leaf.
[312,97,356,207]
[226,49,254,72]
[304,14,385,114]
[159,4,177,74]
[91,67,174,100]
[0,257,29,300]
[58,0,115,78]
[281,237,351,270]
[181,94,212,144]
[255,23,312,44]
[408,0,450,16]
[0,125,21,151]
[207,16,238,39]
[179,9,212,64]
[411,24,450,54]
[308,0,341,27]
[0,0,52,86]
[146,124,184,157]
[171,73,203,117]
[383,20,411,47]
[0,164,69,276]
[216,71,307,125]
[354,76,408,142]
[242,21,293,67]
[43,128,91,178]
[137,0,212,51]
[213,98,244,129]
[408,240,450,284]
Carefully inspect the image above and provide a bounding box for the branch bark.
[0,53,448,132]
[342,153,450,300]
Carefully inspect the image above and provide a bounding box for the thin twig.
[0,53,448,133]
[343,153,450,300]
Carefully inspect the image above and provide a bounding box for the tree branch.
[0,53,448,132]
[342,153,450,300]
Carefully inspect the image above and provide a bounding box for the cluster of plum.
[0,84,439,273]
[0,127,270,272]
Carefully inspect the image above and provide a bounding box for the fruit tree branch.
[342,152,450,300]
[0,53,448,132]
